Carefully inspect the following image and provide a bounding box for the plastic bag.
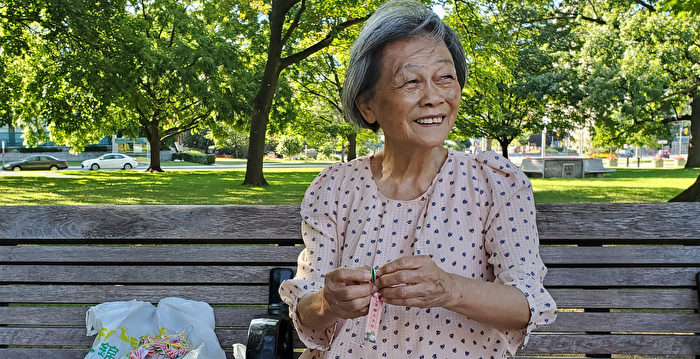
[84,297,226,359]
[232,343,246,359]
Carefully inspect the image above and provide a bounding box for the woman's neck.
[371,146,448,200]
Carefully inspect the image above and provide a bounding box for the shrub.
[17,147,63,153]
[84,145,111,152]
[172,151,215,165]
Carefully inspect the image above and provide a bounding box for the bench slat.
[3,328,698,355]
[522,333,700,355]
[544,311,700,332]
[549,288,698,309]
[4,245,698,265]
[0,245,304,263]
[540,245,700,265]
[1,265,296,284]
[544,266,700,286]
[0,284,269,304]
[4,265,697,287]
[3,306,697,333]
[0,306,268,327]
[2,203,699,243]
[2,286,697,310]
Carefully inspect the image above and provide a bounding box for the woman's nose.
[419,82,445,107]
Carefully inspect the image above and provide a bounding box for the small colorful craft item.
[127,329,193,359]
[364,267,383,343]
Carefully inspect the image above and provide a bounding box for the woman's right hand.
[321,266,377,320]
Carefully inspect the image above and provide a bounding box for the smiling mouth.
[415,116,444,125]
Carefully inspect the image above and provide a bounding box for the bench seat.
[2,203,699,358]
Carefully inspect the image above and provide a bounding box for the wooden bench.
[2,203,699,358]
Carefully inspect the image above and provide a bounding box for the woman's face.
[357,36,461,150]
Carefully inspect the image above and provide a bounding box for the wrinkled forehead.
[380,36,454,76]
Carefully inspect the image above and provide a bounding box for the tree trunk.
[498,138,510,159]
[669,94,699,201]
[485,138,492,151]
[670,173,700,201]
[243,4,287,186]
[685,94,699,168]
[347,132,357,161]
[145,122,163,172]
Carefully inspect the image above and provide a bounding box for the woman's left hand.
[375,255,456,308]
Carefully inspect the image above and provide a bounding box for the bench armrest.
[246,268,294,359]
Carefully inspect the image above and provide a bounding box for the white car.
[82,153,139,170]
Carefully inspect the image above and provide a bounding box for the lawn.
[530,167,700,203]
[0,166,697,205]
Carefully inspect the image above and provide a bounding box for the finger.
[376,269,419,289]
[327,282,374,301]
[378,282,422,300]
[380,296,424,308]
[376,255,426,277]
[333,266,372,283]
[332,296,371,318]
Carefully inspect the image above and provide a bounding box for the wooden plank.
[0,306,268,327]
[0,245,304,263]
[539,245,700,265]
[4,306,697,334]
[2,328,699,355]
[0,205,302,243]
[543,267,700,287]
[2,203,699,243]
[0,284,269,304]
[2,286,696,309]
[1,265,296,284]
[4,265,696,287]
[548,288,698,309]
[535,203,700,243]
[0,327,244,347]
[541,312,700,333]
[3,244,699,266]
[522,333,700,355]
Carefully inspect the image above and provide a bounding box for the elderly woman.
[279,1,557,358]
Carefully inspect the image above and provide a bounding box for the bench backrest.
[2,203,699,358]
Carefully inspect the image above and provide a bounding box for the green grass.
[531,167,700,203]
[0,166,697,205]
[0,168,321,205]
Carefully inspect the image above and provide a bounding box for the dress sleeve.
[278,165,345,350]
[477,153,558,355]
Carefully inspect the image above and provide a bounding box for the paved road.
[66,163,329,171]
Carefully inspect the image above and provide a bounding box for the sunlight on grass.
[530,168,700,203]
[0,166,697,205]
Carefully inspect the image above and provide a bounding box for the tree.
[288,49,364,162]
[239,1,371,186]
[2,0,247,172]
[562,0,699,200]
[447,1,580,158]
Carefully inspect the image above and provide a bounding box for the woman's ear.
[356,92,376,124]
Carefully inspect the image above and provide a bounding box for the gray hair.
[342,0,467,132]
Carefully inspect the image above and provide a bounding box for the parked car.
[617,149,634,158]
[2,155,68,171]
[82,153,139,170]
[657,150,671,159]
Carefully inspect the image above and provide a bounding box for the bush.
[17,147,63,153]
[172,151,215,165]
[84,145,111,152]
